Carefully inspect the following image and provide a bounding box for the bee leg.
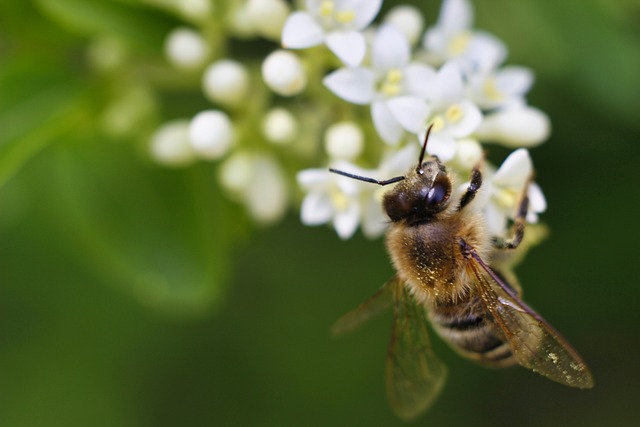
[457,161,483,211]
[492,180,530,250]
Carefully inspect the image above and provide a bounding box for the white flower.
[388,62,482,161]
[298,162,364,239]
[244,155,289,224]
[262,50,307,96]
[150,120,197,167]
[164,27,207,69]
[422,0,506,73]
[484,148,546,236]
[324,121,364,161]
[219,153,289,224]
[188,110,234,159]
[450,138,483,171]
[360,144,419,238]
[246,0,290,41]
[467,66,534,110]
[281,0,383,67]
[263,108,298,145]
[384,5,424,46]
[475,105,551,148]
[323,25,435,145]
[202,59,250,107]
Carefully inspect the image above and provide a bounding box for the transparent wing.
[465,244,594,389]
[331,278,394,336]
[386,277,448,421]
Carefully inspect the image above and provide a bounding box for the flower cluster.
[149,0,548,241]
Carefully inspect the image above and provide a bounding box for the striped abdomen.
[428,293,515,367]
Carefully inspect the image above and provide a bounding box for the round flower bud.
[219,152,253,194]
[227,3,257,39]
[453,138,483,171]
[475,107,551,148]
[324,122,364,161]
[384,5,424,46]
[262,108,298,145]
[244,155,289,224]
[262,50,306,96]
[188,110,234,159]
[150,120,196,167]
[165,27,207,70]
[176,0,213,22]
[246,0,290,41]
[202,59,250,107]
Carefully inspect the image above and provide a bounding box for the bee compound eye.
[426,182,447,206]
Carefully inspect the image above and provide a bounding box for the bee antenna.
[416,123,434,174]
[329,169,405,186]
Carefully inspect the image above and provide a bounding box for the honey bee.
[330,126,593,421]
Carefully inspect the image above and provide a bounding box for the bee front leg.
[492,179,531,250]
[457,161,483,211]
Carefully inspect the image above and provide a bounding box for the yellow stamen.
[386,69,403,84]
[430,115,445,132]
[448,32,471,56]
[445,104,464,124]
[320,0,334,16]
[336,10,356,24]
[494,189,518,209]
[482,77,504,101]
[331,189,349,211]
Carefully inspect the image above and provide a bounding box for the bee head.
[383,157,452,223]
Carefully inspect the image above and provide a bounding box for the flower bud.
[188,110,234,159]
[176,0,213,22]
[384,5,424,46]
[219,152,253,194]
[243,155,289,224]
[262,108,298,145]
[262,50,306,96]
[453,138,483,171]
[246,0,290,41]
[475,107,551,147]
[150,120,196,167]
[202,59,250,107]
[324,122,364,161]
[165,27,207,70]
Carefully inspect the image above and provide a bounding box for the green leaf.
[48,139,237,315]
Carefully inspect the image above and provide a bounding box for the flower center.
[429,115,446,132]
[482,77,504,102]
[447,31,472,56]
[445,104,464,124]
[330,188,349,211]
[380,68,404,97]
[318,1,356,26]
[494,188,518,209]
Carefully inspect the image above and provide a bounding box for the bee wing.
[331,278,394,336]
[465,246,594,389]
[386,276,448,421]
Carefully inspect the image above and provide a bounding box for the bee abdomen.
[430,303,515,367]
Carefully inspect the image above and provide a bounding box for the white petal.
[325,30,367,67]
[361,195,387,239]
[281,11,324,48]
[425,134,456,161]
[428,62,464,109]
[496,66,534,97]
[438,0,473,34]
[333,201,360,239]
[492,148,532,187]
[528,182,547,213]
[297,168,329,190]
[371,101,404,145]
[301,192,334,225]
[466,32,507,73]
[323,67,375,104]
[372,25,410,71]
[386,97,430,134]
[379,143,419,175]
[448,100,482,138]
[475,106,551,147]
[348,0,383,30]
[404,63,437,99]
[384,5,425,46]
[485,201,508,236]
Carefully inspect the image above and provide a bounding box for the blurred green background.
[1,0,639,426]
